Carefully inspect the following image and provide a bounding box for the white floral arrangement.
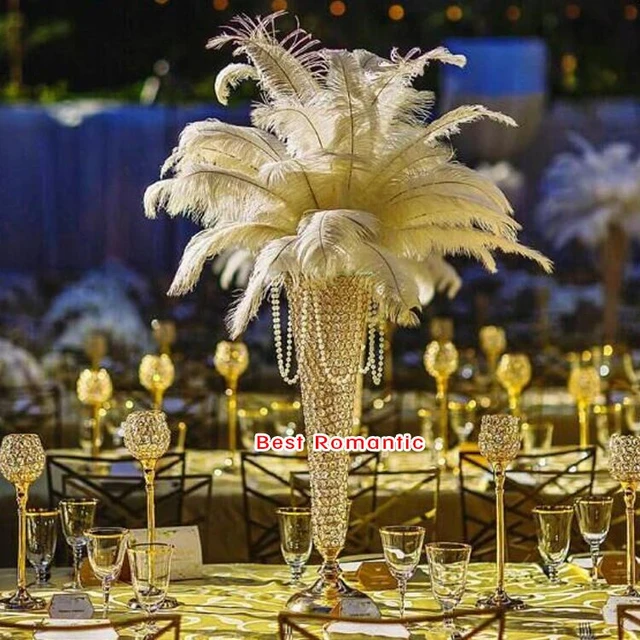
[0,338,46,388]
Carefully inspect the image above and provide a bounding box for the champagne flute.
[425,542,472,637]
[575,496,613,588]
[86,527,129,616]
[379,525,425,618]
[532,505,574,584]
[59,498,98,590]
[276,507,312,586]
[26,509,58,588]
[496,353,531,417]
[128,543,174,637]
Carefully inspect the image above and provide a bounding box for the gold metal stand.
[623,482,640,597]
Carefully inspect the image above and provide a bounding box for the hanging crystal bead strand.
[360,299,385,386]
[271,286,299,385]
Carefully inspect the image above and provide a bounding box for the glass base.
[0,587,46,611]
[128,594,181,610]
[476,589,526,610]
[623,586,640,598]
[285,575,380,616]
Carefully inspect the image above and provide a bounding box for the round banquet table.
[0,563,617,638]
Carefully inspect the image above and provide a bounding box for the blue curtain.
[0,104,248,276]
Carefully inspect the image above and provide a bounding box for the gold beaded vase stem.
[609,434,640,598]
[285,277,379,615]
[0,434,46,611]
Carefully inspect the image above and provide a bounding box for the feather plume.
[145,12,551,338]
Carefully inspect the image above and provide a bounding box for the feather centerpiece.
[537,135,640,249]
[537,135,640,342]
[145,12,551,338]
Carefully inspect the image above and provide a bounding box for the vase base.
[623,587,640,598]
[286,577,380,617]
[0,588,46,611]
[476,590,526,610]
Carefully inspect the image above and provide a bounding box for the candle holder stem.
[91,403,102,457]
[508,391,520,417]
[142,462,157,544]
[578,401,589,448]
[477,463,525,610]
[436,377,448,465]
[153,388,164,411]
[623,482,640,597]
[226,376,239,454]
[0,482,44,611]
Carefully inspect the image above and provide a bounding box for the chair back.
[241,451,379,563]
[0,384,63,447]
[460,446,596,561]
[278,608,505,640]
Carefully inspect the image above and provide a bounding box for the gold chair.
[0,615,181,639]
[278,608,505,640]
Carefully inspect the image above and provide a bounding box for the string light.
[624,4,638,20]
[212,0,229,10]
[565,3,581,20]
[446,4,463,21]
[506,5,521,22]
[329,0,346,16]
[388,4,405,20]
[561,53,578,73]
[271,0,287,10]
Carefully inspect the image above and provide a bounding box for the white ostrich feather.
[214,63,259,105]
[145,13,551,338]
[537,135,640,249]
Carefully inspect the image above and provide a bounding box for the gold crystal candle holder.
[139,353,175,410]
[430,317,454,344]
[424,340,458,467]
[123,410,179,610]
[480,326,506,386]
[477,414,525,610]
[496,353,531,418]
[568,364,601,448]
[609,434,640,597]
[151,319,177,355]
[214,340,249,459]
[77,368,113,456]
[0,434,46,611]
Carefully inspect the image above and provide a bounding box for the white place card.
[325,621,409,639]
[35,619,117,640]
[603,595,640,629]
[130,525,203,580]
[48,593,94,620]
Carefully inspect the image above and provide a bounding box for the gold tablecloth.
[0,563,620,639]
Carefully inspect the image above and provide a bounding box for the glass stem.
[35,565,48,585]
[398,577,407,618]
[590,543,600,587]
[548,564,559,583]
[103,578,111,617]
[290,562,303,586]
[72,545,83,590]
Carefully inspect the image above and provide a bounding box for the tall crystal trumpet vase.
[285,277,377,614]
[476,414,525,610]
[0,434,46,610]
[123,410,179,610]
[609,433,640,597]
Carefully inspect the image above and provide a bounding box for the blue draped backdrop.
[0,104,248,276]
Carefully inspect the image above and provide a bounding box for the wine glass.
[59,497,98,590]
[496,353,531,416]
[86,527,129,616]
[425,542,472,637]
[379,525,425,618]
[532,505,574,583]
[276,507,312,586]
[128,543,174,636]
[575,496,613,588]
[26,508,58,588]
